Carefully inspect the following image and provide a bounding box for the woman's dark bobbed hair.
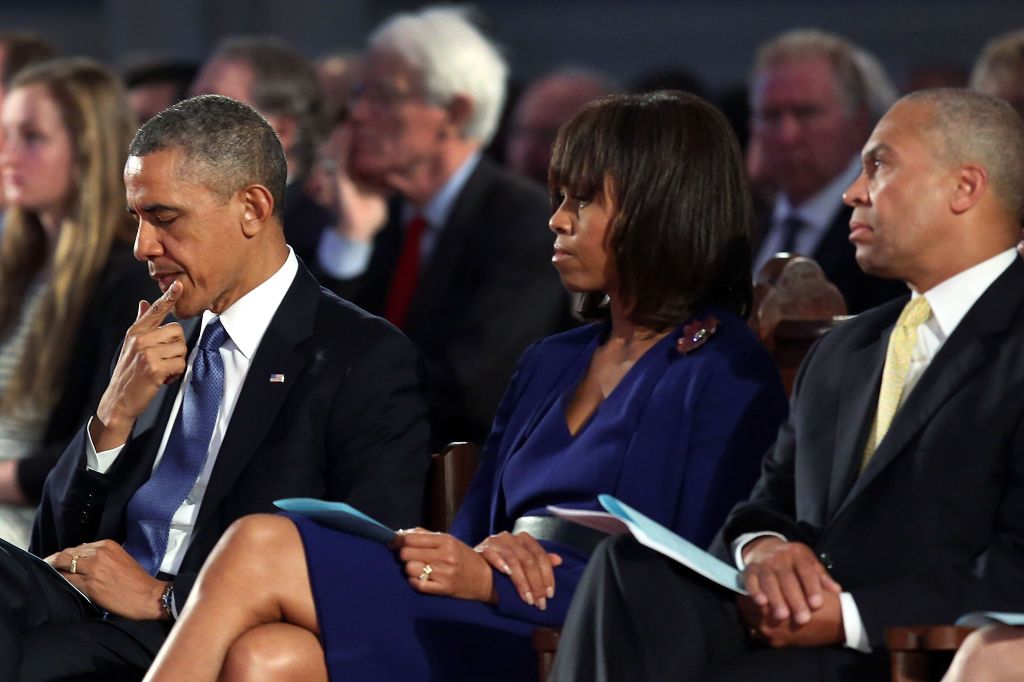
[549,90,754,327]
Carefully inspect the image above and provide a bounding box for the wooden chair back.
[427,442,479,531]
[887,625,975,682]
[754,254,850,395]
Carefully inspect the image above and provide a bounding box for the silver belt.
[511,515,610,556]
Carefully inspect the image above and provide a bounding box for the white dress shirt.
[734,247,1018,652]
[316,151,482,279]
[752,156,863,275]
[86,248,299,576]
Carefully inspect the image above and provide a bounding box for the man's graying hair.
[903,88,1024,222]
[129,94,288,218]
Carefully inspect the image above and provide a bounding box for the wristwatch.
[160,583,175,620]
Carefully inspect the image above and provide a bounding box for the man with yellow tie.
[551,87,1024,681]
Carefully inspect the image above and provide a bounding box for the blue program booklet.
[273,498,397,545]
[956,611,1024,628]
[548,494,747,595]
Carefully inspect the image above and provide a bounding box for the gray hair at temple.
[369,5,507,144]
[752,28,898,122]
[905,88,1024,221]
[208,36,324,178]
[129,94,288,219]
[970,29,1024,114]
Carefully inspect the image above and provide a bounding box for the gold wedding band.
[418,564,433,582]
[70,555,79,575]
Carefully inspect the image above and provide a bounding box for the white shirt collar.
[916,248,1018,340]
[403,151,482,229]
[772,155,862,234]
[201,247,299,360]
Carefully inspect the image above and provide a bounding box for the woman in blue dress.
[144,91,789,681]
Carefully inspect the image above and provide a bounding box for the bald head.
[903,88,1024,222]
[507,68,618,184]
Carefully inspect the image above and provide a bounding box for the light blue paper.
[956,611,1024,628]
[274,498,396,545]
[598,494,747,594]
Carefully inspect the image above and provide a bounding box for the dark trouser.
[0,538,171,682]
[550,535,888,682]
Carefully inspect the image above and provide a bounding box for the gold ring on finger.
[418,563,433,581]
[70,555,79,575]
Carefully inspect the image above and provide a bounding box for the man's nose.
[842,171,869,207]
[133,221,162,262]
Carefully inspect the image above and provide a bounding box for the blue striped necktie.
[123,318,228,575]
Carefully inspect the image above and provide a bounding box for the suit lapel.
[833,259,1024,519]
[825,328,889,520]
[192,266,319,532]
[405,160,493,333]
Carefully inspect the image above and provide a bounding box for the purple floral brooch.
[676,315,720,355]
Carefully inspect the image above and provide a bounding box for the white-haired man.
[750,29,906,313]
[317,6,570,449]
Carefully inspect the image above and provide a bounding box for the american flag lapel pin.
[269,373,286,383]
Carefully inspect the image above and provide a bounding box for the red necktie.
[384,214,428,329]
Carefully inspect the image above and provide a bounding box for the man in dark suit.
[315,7,571,448]
[191,36,331,266]
[551,88,1024,681]
[0,95,429,681]
[749,29,906,313]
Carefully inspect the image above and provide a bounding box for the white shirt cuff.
[731,531,789,569]
[85,416,126,474]
[839,592,871,652]
[316,228,374,279]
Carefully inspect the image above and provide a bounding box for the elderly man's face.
[347,50,450,186]
[126,148,251,318]
[842,100,953,291]
[752,57,867,206]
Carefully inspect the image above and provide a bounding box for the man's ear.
[442,94,474,139]
[950,163,988,215]
[240,184,275,237]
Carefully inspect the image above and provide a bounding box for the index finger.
[135,280,181,330]
[514,533,558,599]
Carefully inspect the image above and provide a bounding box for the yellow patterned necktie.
[862,296,932,469]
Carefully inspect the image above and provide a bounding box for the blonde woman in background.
[0,58,153,547]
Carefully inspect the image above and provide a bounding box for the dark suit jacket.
[283,180,331,267]
[757,203,906,314]
[17,241,155,503]
[721,257,1024,648]
[323,157,572,448]
[31,262,431,609]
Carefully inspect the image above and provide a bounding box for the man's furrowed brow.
[136,203,182,214]
[862,142,893,162]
